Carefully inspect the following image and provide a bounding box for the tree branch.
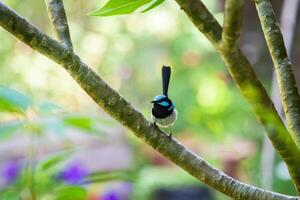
[222,0,245,51]
[174,0,300,192]
[0,2,298,199]
[44,0,72,49]
[261,0,300,190]
[255,0,300,148]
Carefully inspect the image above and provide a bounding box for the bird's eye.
[158,101,169,107]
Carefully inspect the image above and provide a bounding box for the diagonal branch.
[0,2,298,199]
[261,0,300,190]
[255,0,300,148]
[174,0,300,192]
[44,0,73,49]
[222,0,245,51]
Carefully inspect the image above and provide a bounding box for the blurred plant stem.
[0,0,299,199]
[261,0,300,190]
[21,134,37,200]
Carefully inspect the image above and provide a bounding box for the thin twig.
[0,2,298,199]
[174,0,300,192]
[222,0,245,50]
[44,0,72,49]
[255,0,300,148]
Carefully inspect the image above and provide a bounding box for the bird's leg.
[152,122,160,132]
[166,126,173,139]
[152,122,172,140]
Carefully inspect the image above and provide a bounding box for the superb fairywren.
[151,66,178,129]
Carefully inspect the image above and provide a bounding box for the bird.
[151,66,178,133]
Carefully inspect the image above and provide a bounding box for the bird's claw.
[153,121,157,127]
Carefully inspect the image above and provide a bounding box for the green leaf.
[88,0,152,16]
[83,170,137,184]
[0,87,31,114]
[38,150,73,172]
[63,116,94,131]
[0,121,24,138]
[0,188,19,200]
[39,155,66,171]
[141,0,165,12]
[54,186,87,200]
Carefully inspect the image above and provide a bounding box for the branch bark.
[261,0,300,190]
[222,0,245,51]
[174,0,300,192]
[44,0,72,49]
[255,0,300,148]
[0,2,298,199]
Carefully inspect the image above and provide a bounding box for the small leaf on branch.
[88,0,152,16]
[141,0,165,12]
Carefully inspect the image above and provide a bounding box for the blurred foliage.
[85,170,137,184]
[0,87,133,199]
[0,86,109,139]
[0,87,31,114]
[0,0,297,198]
[0,152,88,200]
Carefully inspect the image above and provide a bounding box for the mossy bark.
[222,0,245,51]
[255,0,300,148]
[45,0,72,49]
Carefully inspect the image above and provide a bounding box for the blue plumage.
[158,101,169,107]
[153,94,166,102]
[167,102,174,111]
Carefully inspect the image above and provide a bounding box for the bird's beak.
[150,100,155,103]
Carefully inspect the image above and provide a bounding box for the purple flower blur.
[2,160,20,184]
[59,162,88,184]
[100,183,132,200]
[102,191,120,200]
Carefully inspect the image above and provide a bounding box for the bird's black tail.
[162,66,171,96]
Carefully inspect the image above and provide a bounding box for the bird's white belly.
[151,109,178,128]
